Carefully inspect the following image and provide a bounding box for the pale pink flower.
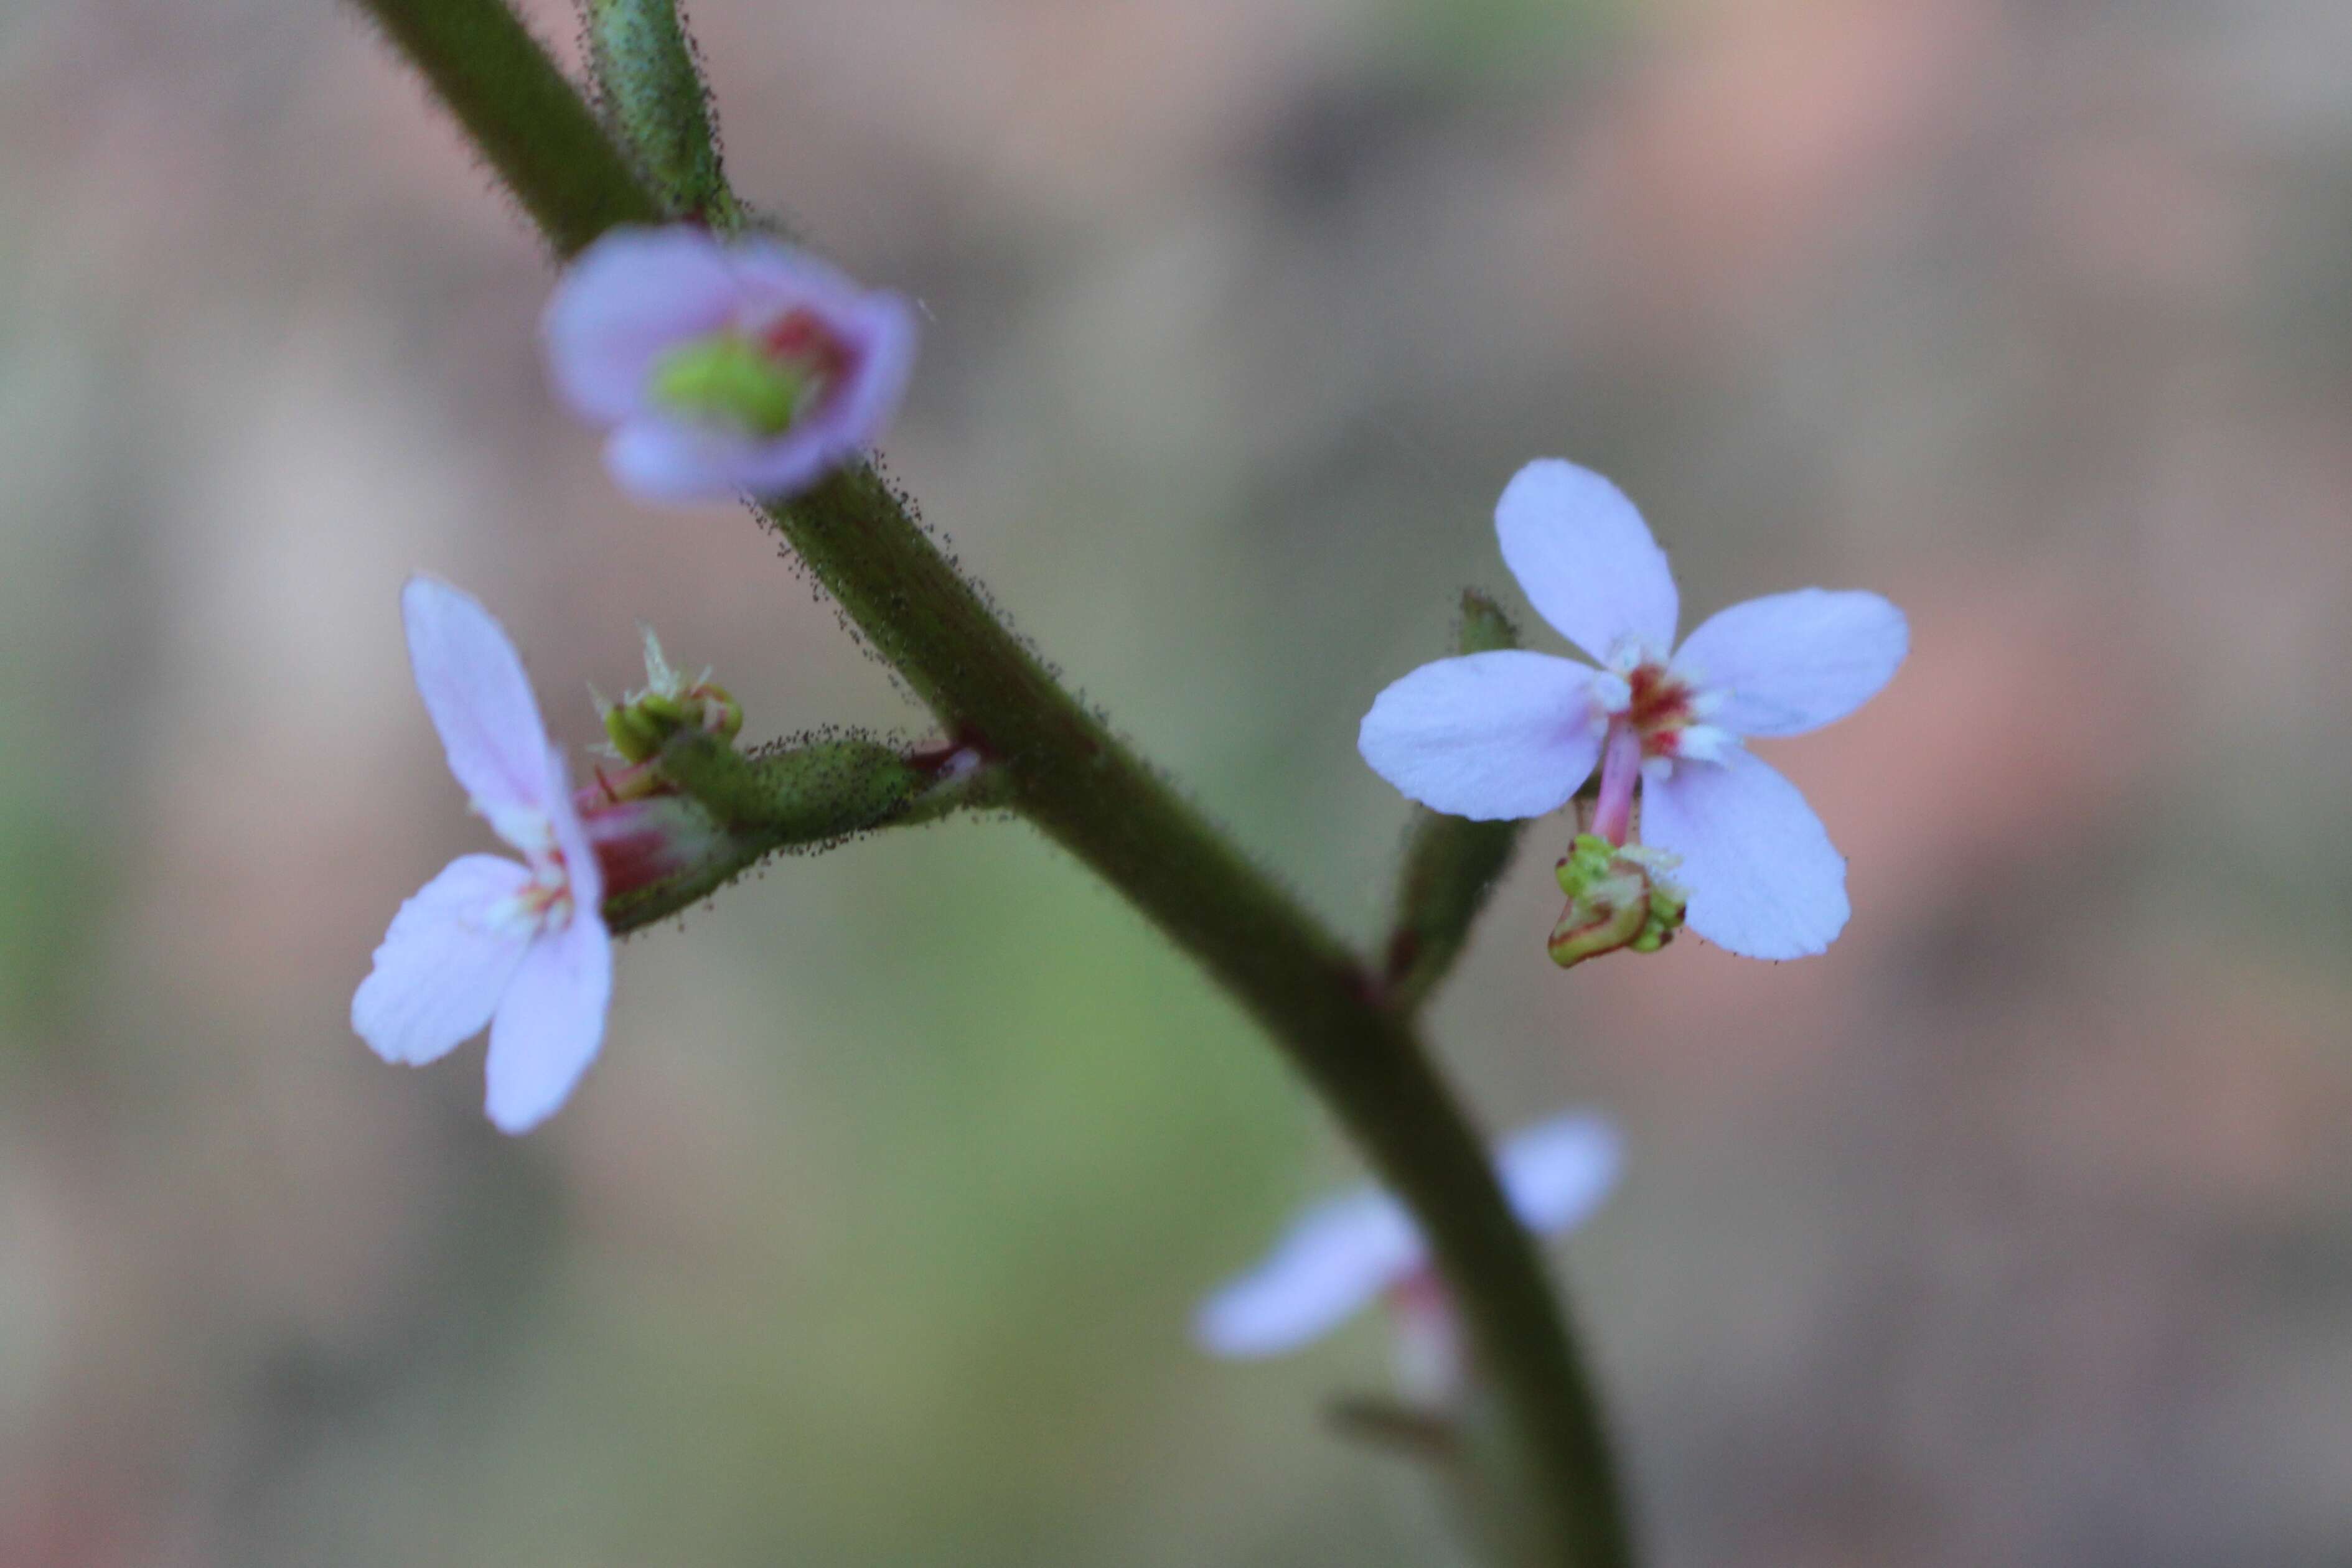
[542,225,918,503]
[352,578,612,1134]
[1194,1112,1621,1395]
[1359,460,1909,959]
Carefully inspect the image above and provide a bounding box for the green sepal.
[657,732,926,841]
[601,660,744,766]
[603,701,667,763]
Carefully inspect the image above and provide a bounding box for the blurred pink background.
[2,0,2349,1562]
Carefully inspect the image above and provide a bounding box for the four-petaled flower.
[543,225,918,504]
[1195,1113,1621,1397]
[1359,460,1908,960]
[352,578,614,1133]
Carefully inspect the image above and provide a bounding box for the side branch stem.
[348,2,1634,1559]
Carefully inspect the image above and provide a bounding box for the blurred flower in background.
[4,0,2352,1565]
[541,225,918,503]
[1196,1110,1621,1404]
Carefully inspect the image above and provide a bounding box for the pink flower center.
[514,869,574,930]
[757,309,853,401]
[487,830,576,936]
[1590,654,1725,847]
[1615,658,1701,758]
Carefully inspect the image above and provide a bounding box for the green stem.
[580,0,744,228]
[782,474,1631,1565]
[347,1,1635,1560]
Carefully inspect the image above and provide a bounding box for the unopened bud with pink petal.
[543,225,918,503]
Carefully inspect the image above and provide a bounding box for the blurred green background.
[6,0,2352,1562]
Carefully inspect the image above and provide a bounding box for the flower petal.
[1193,1188,1423,1358]
[1357,651,1605,820]
[721,431,844,502]
[1495,460,1679,663]
[1672,589,1908,737]
[723,237,871,323]
[604,420,759,503]
[1641,749,1849,959]
[482,908,613,1134]
[601,292,919,505]
[352,854,535,1066]
[721,238,920,454]
[543,226,742,424]
[1496,1113,1624,1236]
[779,290,921,475]
[402,577,563,831]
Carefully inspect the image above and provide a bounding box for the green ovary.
[649,335,814,436]
[1549,834,1687,968]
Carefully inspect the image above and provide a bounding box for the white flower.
[1358,460,1909,959]
[352,579,613,1134]
[1194,1113,1622,1378]
[542,225,918,503]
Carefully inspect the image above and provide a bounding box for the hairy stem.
[580,0,743,227]
[779,475,1631,1564]
[349,1,1634,1560]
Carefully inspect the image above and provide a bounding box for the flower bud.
[598,628,744,772]
[586,736,932,934]
[1548,835,1686,968]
